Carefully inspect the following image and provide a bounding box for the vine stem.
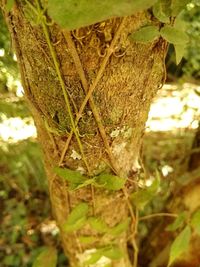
[63,20,140,263]
[139,213,178,221]
[133,208,139,267]
[61,18,126,173]
[36,1,91,174]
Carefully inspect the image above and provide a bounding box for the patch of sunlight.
[0,115,36,143]
[0,48,5,57]
[146,83,200,132]
[161,165,174,177]
[15,80,24,97]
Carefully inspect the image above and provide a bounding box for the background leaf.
[130,25,160,43]
[168,226,191,267]
[33,247,57,267]
[48,0,157,30]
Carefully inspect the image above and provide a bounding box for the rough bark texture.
[1,1,167,266]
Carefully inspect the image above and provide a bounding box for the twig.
[139,213,178,221]
[62,18,126,173]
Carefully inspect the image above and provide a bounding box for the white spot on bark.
[110,126,132,138]
[110,128,121,138]
[112,142,127,156]
[70,149,82,160]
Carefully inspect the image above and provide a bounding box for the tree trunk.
[1,1,167,266]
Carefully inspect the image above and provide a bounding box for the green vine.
[26,0,91,173]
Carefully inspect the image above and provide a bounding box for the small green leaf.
[88,217,109,233]
[85,250,102,265]
[79,236,97,244]
[6,0,14,12]
[168,226,191,267]
[153,0,171,23]
[103,246,124,260]
[131,172,160,209]
[109,218,131,236]
[63,203,89,232]
[85,246,123,265]
[166,212,186,232]
[96,173,125,191]
[72,178,96,190]
[54,167,85,184]
[191,210,200,235]
[174,44,186,65]
[63,217,87,232]
[130,25,160,43]
[171,0,191,16]
[33,247,57,267]
[160,25,189,44]
[48,0,157,30]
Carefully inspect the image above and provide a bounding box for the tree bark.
[1,1,167,266]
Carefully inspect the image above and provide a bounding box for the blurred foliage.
[166,0,200,81]
[0,13,18,93]
[183,0,200,79]
[0,140,68,267]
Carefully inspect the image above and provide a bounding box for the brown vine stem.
[61,18,126,173]
[63,19,139,258]
[62,19,125,215]
[139,213,178,221]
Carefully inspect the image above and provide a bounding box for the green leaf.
[72,178,96,190]
[166,212,186,231]
[79,236,97,244]
[130,25,160,43]
[88,217,109,233]
[153,0,171,23]
[63,203,89,232]
[85,246,123,265]
[191,210,200,235]
[6,0,14,12]
[33,247,57,267]
[84,250,103,265]
[54,167,85,184]
[103,246,124,260]
[96,173,125,191]
[174,43,186,65]
[168,226,191,267]
[171,0,191,16]
[160,25,189,44]
[48,0,157,30]
[131,172,160,209]
[63,216,87,232]
[109,218,131,236]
